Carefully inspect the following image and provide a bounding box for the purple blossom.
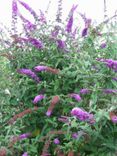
[80,89,90,94]
[82,27,88,37]
[51,26,60,38]
[19,133,31,140]
[33,94,45,104]
[66,5,78,33]
[12,0,18,15]
[57,39,65,49]
[69,93,81,102]
[103,89,117,94]
[39,10,47,24]
[22,152,28,156]
[71,107,94,122]
[105,59,117,71]
[28,38,43,49]
[17,12,36,31]
[53,138,60,144]
[97,58,117,72]
[66,15,73,33]
[34,65,47,72]
[112,77,117,81]
[72,133,78,139]
[111,116,117,123]
[18,0,38,19]
[25,22,36,31]
[17,69,40,83]
[100,43,106,48]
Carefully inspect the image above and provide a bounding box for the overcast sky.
[0,0,116,30]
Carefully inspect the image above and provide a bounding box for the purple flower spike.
[82,27,88,37]
[71,107,94,123]
[66,5,78,33]
[111,116,117,123]
[57,39,65,49]
[34,66,47,72]
[69,93,81,102]
[103,89,117,94]
[66,15,73,33]
[17,69,40,83]
[12,0,18,14]
[18,0,38,19]
[19,133,31,140]
[53,138,60,144]
[112,77,117,81]
[22,152,28,156]
[100,43,106,49]
[33,94,45,104]
[80,89,90,94]
[28,38,43,49]
[25,22,36,31]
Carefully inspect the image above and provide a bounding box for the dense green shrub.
[0,0,117,155]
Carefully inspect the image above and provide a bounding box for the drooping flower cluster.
[28,37,44,49]
[66,5,78,33]
[79,13,91,37]
[103,89,117,94]
[97,58,117,72]
[56,39,66,49]
[68,93,81,102]
[34,65,59,74]
[17,69,40,83]
[80,89,90,95]
[71,107,95,123]
[18,0,38,19]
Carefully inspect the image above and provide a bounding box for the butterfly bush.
[1,0,117,155]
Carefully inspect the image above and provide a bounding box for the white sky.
[0,0,116,30]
